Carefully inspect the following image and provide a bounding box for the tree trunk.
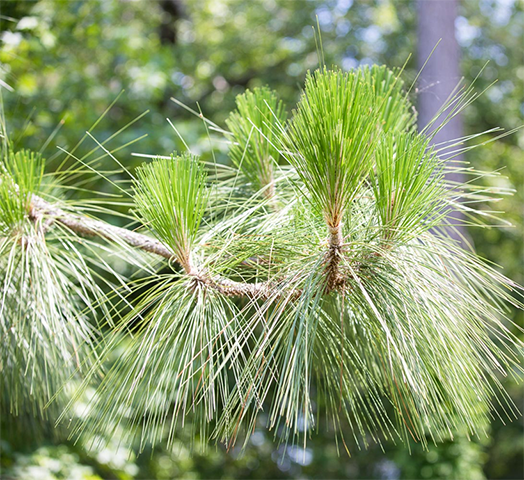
[417,0,466,244]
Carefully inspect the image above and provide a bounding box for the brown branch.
[30,194,174,259]
[29,194,279,301]
[190,270,274,299]
[325,223,345,292]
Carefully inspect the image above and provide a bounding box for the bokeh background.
[0,0,522,478]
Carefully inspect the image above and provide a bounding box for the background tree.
[417,0,465,242]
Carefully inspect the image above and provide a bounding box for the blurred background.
[0,0,522,478]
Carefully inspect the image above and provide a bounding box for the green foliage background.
[0,0,522,479]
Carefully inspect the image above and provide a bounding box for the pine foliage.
[1,65,523,453]
[226,86,286,199]
[0,146,109,416]
[133,153,208,272]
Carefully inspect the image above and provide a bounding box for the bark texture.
[29,193,281,301]
[417,0,466,243]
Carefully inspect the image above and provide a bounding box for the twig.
[325,222,345,292]
[30,194,174,258]
[29,193,279,301]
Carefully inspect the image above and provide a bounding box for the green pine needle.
[133,153,208,271]
[226,86,287,199]
[371,131,448,242]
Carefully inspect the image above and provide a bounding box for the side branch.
[29,194,277,300]
[325,223,345,291]
[30,194,174,259]
[191,270,275,299]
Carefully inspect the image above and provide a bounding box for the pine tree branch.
[325,222,345,291]
[28,193,278,300]
[30,194,174,259]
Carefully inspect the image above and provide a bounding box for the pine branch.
[325,222,345,291]
[28,193,277,300]
[29,193,174,259]
[5,67,521,452]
